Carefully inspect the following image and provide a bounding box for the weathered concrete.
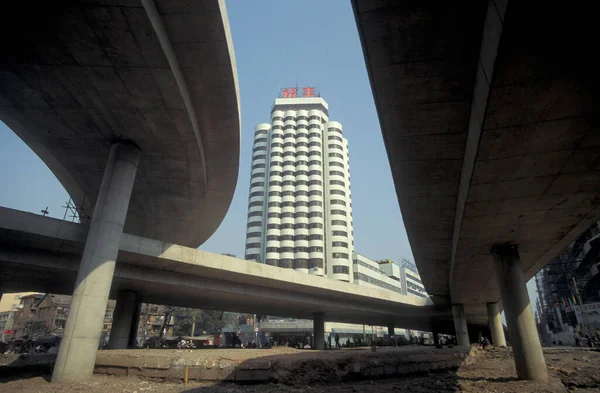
[492,245,547,381]
[452,304,469,346]
[129,301,142,348]
[0,0,240,248]
[0,207,455,334]
[486,302,506,347]
[52,143,140,383]
[313,313,325,350]
[108,291,138,349]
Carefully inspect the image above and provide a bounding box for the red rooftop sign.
[279,86,319,98]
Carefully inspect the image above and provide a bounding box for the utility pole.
[190,313,196,337]
[572,277,590,336]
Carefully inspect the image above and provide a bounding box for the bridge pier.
[313,313,325,350]
[486,302,506,347]
[452,303,469,346]
[52,143,140,383]
[108,291,139,349]
[387,324,395,336]
[492,245,547,381]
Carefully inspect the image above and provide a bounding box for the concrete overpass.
[0,207,453,332]
[0,0,239,381]
[353,0,600,380]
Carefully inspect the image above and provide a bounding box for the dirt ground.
[2,347,599,392]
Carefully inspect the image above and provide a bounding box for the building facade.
[245,95,355,281]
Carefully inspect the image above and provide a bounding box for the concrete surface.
[52,143,140,382]
[452,304,469,347]
[492,245,547,380]
[313,313,325,350]
[0,0,240,248]
[0,207,454,333]
[107,291,138,350]
[352,0,600,326]
[486,302,506,347]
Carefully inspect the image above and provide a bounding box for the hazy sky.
[0,0,538,304]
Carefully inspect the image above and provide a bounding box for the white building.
[245,95,354,281]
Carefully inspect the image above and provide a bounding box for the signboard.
[279,86,319,98]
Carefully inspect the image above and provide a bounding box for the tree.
[171,308,237,336]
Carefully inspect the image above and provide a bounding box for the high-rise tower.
[245,91,354,282]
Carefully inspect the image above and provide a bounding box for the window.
[282,191,294,196]
[308,258,324,269]
[271,134,283,140]
[309,123,321,129]
[328,144,343,151]
[308,151,321,157]
[308,170,322,176]
[308,212,323,218]
[331,209,347,216]
[271,142,283,148]
[295,259,309,269]
[283,142,294,148]
[268,201,280,207]
[283,151,295,157]
[296,142,308,147]
[309,115,321,121]
[331,220,347,226]
[308,200,322,207]
[295,212,308,218]
[255,137,267,143]
[254,154,266,160]
[269,180,281,186]
[329,170,344,178]
[295,201,308,207]
[272,125,283,130]
[250,173,265,180]
[278,235,292,241]
[297,116,308,121]
[282,171,294,177]
[328,135,343,142]
[246,242,261,249]
[266,259,278,265]
[246,254,260,261]
[267,235,279,241]
[308,190,323,196]
[247,232,261,238]
[250,182,264,189]
[255,130,267,136]
[406,273,423,284]
[330,180,345,186]
[282,180,294,186]
[272,116,283,121]
[266,247,278,253]
[270,171,282,176]
[296,170,307,176]
[295,190,308,197]
[271,152,282,157]
[267,212,279,218]
[309,223,323,229]
[247,221,262,228]
[308,141,321,148]
[248,211,263,218]
[284,132,295,139]
[281,223,293,229]
[309,246,324,253]
[308,180,322,186]
[294,235,309,241]
[330,199,346,206]
[294,247,309,253]
[270,161,282,167]
[329,152,344,159]
[329,162,344,168]
[308,132,321,139]
[308,234,323,240]
[296,160,308,166]
[281,212,293,218]
[281,201,294,207]
[269,191,282,197]
[284,116,294,121]
[267,223,279,230]
[332,230,347,237]
[294,223,309,229]
[332,265,349,274]
[328,127,342,134]
[280,259,293,268]
[332,241,348,248]
[284,124,294,130]
[248,201,263,208]
[249,191,264,198]
[279,247,294,253]
[308,160,322,166]
[330,189,345,196]
[297,132,308,139]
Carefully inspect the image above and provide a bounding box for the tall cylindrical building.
[245,96,354,282]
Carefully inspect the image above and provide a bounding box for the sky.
[0,0,537,305]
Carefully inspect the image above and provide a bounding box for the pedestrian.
[335,333,340,349]
[327,334,332,349]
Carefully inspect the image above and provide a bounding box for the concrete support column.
[452,304,470,346]
[128,301,142,348]
[313,313,325,350]
[52,143,140,382]
[492,245,547,381]
[432,323,441,347]
[107,291,138,349]
[387,324,395,336]
[486,302,507,347]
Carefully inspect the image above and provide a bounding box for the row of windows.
[248,211,263,218]
[248,201,263,208]
[271,160,323,167]
[265,258,324,269]
[330,189,346,196]
[330,180,346,187]
[353,273,402,294]
[330,199,346,206]
[330,170,345,178]
[246,242,261,249]
[272,123,321,131]
[267,191,322,204]
[332,265,350,274]
[267,182,322,194]
[407,288,426,297]
[332,231,348,237]
[331,209,346,216]
[255,137,267,143]
[249,191,264,198]
[252,163,266,170]
[354,259,382,274]
[332,253,350,259]
[266,234,323,241]
[329,162,344,169]
[407,281,425,292]
[328,144,343,151]
[255,130,267,136]
[267,246,324,253]
[331,241,348,248]
[247,231,261,239]
[268,211,324,219]
[331,220,347,226]
[328,127,342,134]
[329,152,344,159]
[328,135,343,142]
[270,151,322,158]
[405,273,423,284]
[250,182,264,189]
[266,217,323,229]
[254,154,266,160]
[246,253,260,261]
